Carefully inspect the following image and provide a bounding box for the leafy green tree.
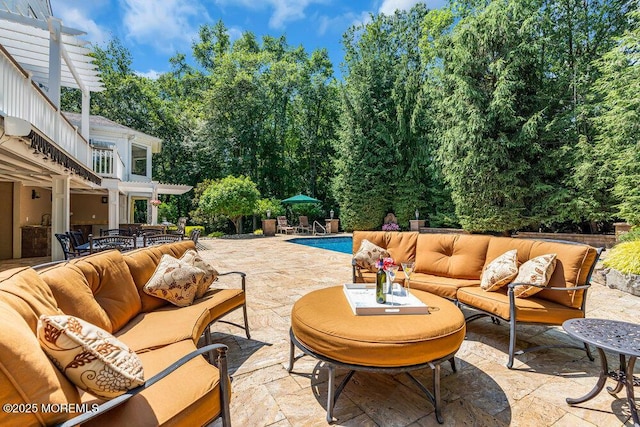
[199,175,261,234]
[536,0,634,229]
[435,0,545,232]
[255,198,285,219]
[335,5,433,231]
[591,10,640,224]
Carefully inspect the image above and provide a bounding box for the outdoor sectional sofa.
[0,240,248,426]
[352,231,603,368]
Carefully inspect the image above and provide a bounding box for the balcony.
[92,146,124,180]
[0,46,92,168]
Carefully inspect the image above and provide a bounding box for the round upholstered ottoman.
[288,286,465,424]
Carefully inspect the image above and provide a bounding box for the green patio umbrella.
[281,194,321,204]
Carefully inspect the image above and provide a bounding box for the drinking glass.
[386,264,399,305]
[401,262,415,296]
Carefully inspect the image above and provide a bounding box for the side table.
[562,318,639,427]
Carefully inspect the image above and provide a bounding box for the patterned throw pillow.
[180,249,219,299]
[143,254,205,307]
[481,249,519,291]
[513,253,557,298]
[353,239,390,272]
[37,315,144,399]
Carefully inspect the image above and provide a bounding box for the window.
[131,144,148,176]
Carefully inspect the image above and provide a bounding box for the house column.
[51,175,70,261]
[108,188,119,229]
[151,185,159,225]
[47,18,62,108]
[102,179,120,229]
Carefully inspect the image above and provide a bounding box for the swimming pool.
[287,236,353,254]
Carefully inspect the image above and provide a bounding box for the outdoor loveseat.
[351,231,603,368]
[0,240,249,426]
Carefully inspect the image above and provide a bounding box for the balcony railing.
[0,46,91,167]
[92,146,124,179]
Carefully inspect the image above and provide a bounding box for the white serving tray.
[342,283,429,315]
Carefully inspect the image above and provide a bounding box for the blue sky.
[50,0,446,79]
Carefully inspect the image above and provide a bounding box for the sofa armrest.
[507,282,592,292]
[218,271,247,292]
[57,344,230,427]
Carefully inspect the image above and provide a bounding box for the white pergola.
[0,9,103,138]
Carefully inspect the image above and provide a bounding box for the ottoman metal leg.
[326,364,335,423]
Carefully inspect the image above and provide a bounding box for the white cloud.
[228,26,244,42]
[215,0,329,29]
[317,11,371,36]
[135,69,162,80]
[51,2,110,46]
[378,0,447,15]
[121,0,210,54]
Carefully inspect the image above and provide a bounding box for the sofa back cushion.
[486,237,598,308]
[415,234,491,279]
[40,250,142,333]
[40,262,113,332]
[0,301,81,426]
[0,267,62,332]
[530,240,597,308]
[124,240,196,312]
[352,231,418,265]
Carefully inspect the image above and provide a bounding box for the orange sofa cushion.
[415,234,491,279]
[352,231,418,265]
[291,286,465,367]
[487,237,597,308]
[409,273,480,300]
[0,267,62,332]
[457,286,585,324]
[81,340,223,427]
[0,300,81,427]
[116,289,245,352]
[40,262,113,332]
[40,250,142,333]
[124,240,196,312]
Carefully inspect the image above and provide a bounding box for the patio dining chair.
[100,228,132,236]
[89,235,137,254]
[277,216,296,234]
[143,233,183,247]
[55,233,83,260]
[189,229,201,245]
[67,230,90,256]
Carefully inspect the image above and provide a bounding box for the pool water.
[287,236,353,254]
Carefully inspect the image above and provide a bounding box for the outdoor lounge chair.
[277,216,296,234]
[298,216,311,234]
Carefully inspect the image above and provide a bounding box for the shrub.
[184,225,205,237]
[619,227,640,243]
[603,240,640,275]
[254,229,263,235]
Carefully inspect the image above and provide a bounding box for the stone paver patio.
[1,235,638,426]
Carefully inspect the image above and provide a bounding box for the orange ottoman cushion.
[291,287,465,367]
